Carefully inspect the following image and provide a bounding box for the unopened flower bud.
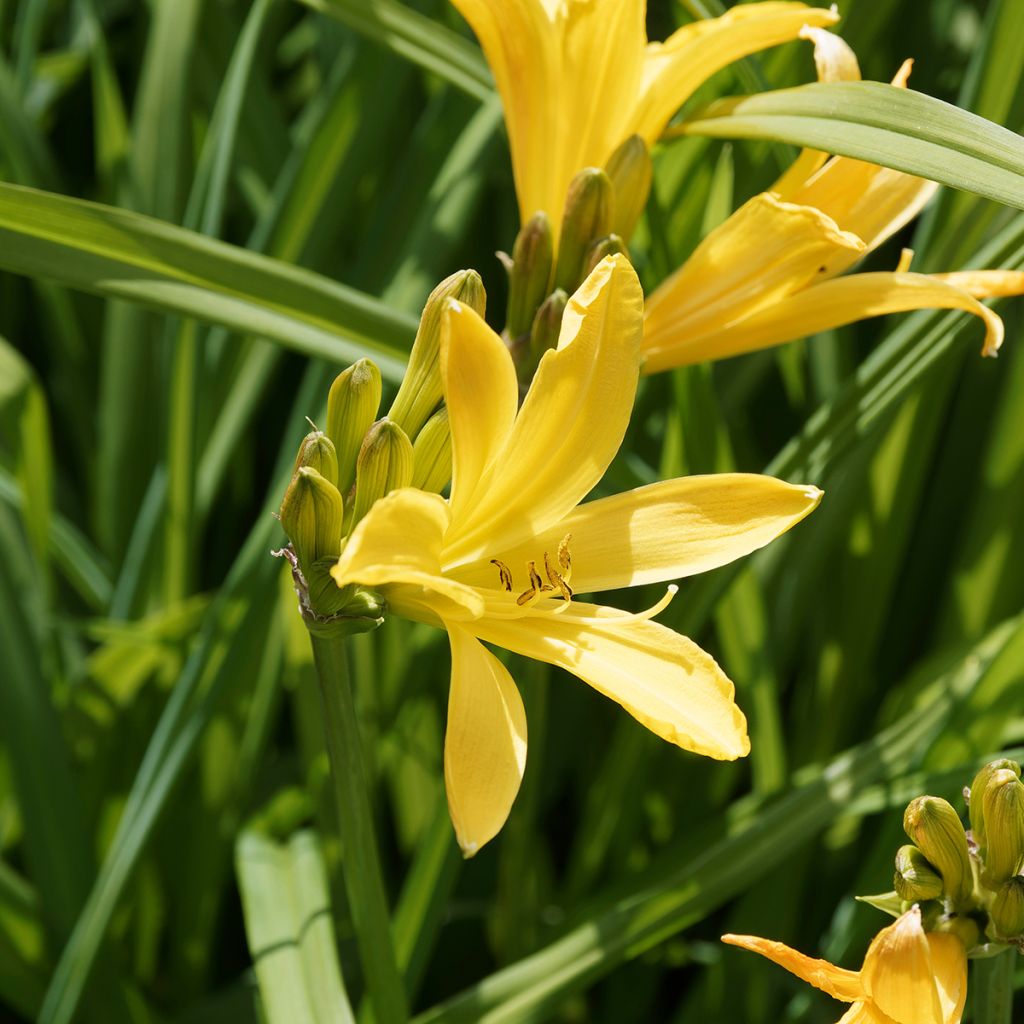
[554,168,613,294]
[982,770,1024,884]
[605,134,652,241]
[894,844,945,902]
[411,407,452,494]
[280,467,344,571]
[292,430,338,487]
[989,877,1024,938]
[351,419,413,526]
[529,288,568,369]
[583,234,625,279]
[970,758,1021,849]
[506,212,553,340]
[327,360,382,495]
[904,796,973,905]
[389,270,485,439]
[935,913,981,950]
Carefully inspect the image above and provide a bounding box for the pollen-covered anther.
[544,550,573,602]
[557,533,572,579]
[516,560,554,606]
[491,558,514,592]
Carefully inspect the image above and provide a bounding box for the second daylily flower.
[332,255,821,855]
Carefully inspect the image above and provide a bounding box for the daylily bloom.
[331,255,821,855]
[723,906,968,1024]
[449,0,838,232]
[642,31,1024,371]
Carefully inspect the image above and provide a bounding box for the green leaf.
[296,0,493,102]
[678,81,1024,212]
[0,182,415,381]
[236,829,355,1024]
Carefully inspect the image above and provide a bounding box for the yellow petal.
[331,488,484,620]
[632,2,838,145]
[932,269,1024,299]
[643,193,865,372]
[721,934,864,1002]
[652,269,1006,366]
[474,602,749,759]
[449,0,562,224]
[444,624,528,857]
[838,1004,900,1024]
[924,933,967,1024]
[444,254,643,564]
[452,474,822,594]
[440,300,518,523]
[861,909,945,1024]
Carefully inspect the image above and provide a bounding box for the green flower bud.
[904,796,973,905]
[554,167,613,294]
[292,430,338,487]
[981,770,1024,884]
[989,877,1024,939]
[506,212,553,340]
[582,233,625,280]
[605,134,652,241]
[280,467,344,572]
[327,359,382,495]
[894,844,945,902]
[970,759,1021,849]
[411,407,452,494]
[351,419,413,526]
[528,288,568,371]
[389,270,486,439]
[935,913,981,950]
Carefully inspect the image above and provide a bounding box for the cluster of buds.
[501,135,651,380]
[879,758,1024,954]
[276,269,485,630]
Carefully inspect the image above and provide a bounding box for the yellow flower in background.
[449,0,837,233]
[724,906,967,1024]
[642,30,1024,372]
[332,255,821,855]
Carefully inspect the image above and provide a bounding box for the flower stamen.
[516,560,555,606]
[490,558,514,592]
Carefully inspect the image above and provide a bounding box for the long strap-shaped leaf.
[0,182,414,380]
[677,81,1024,211]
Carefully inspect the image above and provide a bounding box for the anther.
[517,560,553,606]
[544,550,573,602]
[557,533,572,578]
[490,559,514,592]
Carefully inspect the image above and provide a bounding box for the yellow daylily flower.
[724,906,968,1024]
[331,254,821,856]
[449,0,838,232]
[643,36,1024,372]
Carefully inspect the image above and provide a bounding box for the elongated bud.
[327,360,382,495]
[903,796,973,905]
[554,168,613,294]
[893,844,944,902]
[981,770,1024,884]
[529,288,567,368]
[583,234,625,279]
[970,758,1020,848]
[990,877,1024,938]
[411,407,452,493]
[280,467,344,571]
[605,135,652,240]
[293,431,338,487]
[389,270,486,439]
[351,419,413,526]
[506,212,553,340]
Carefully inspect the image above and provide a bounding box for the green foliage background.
[0,0,1023,1021]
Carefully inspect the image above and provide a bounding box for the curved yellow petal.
[331,488,484,619]
[924,933,967,1024]
[721,934,864,1002]
[838,1004,900,1024]
[444,254,643,564]
[647,269,1007,370]
[443,625,528,857]
[932,269,1024,299]
[632,2,838,144]
[473,602,749,759]
[643,193,865,370]
[452,474,821,594]
[440,300,518,523]
[861,909,945,1024]
[450,0,562,223]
